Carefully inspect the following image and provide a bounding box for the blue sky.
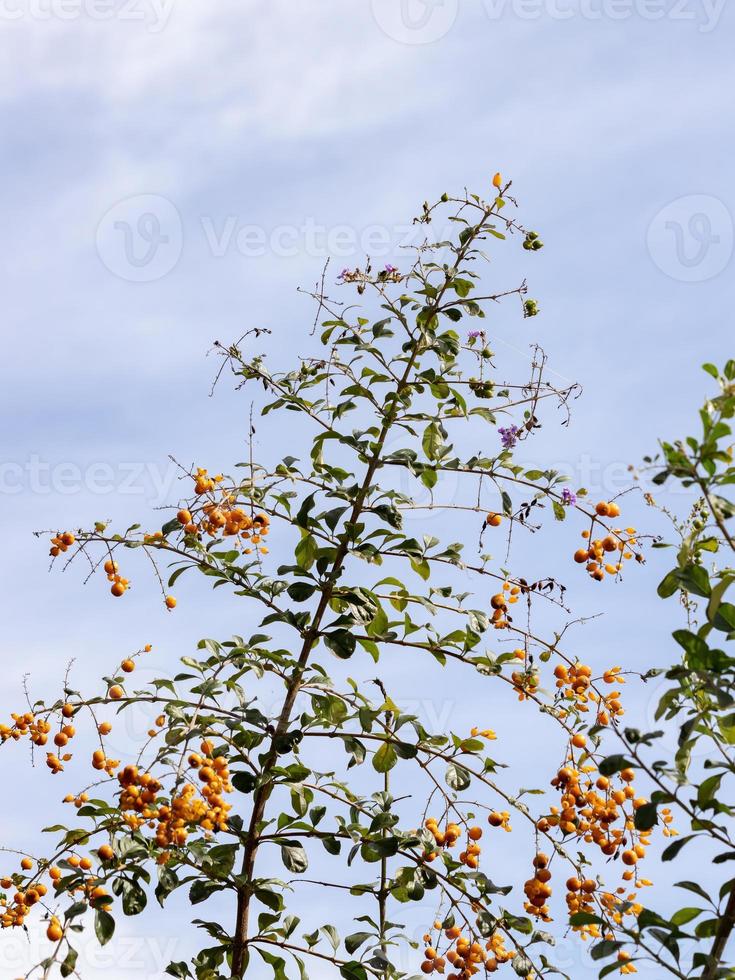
[1,2,734,977]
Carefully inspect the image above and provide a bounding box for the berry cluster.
[538,759,657,945]
[423,818,484,870]
[48,531,75,557]
[489,582,521,630]
[176,468,271,556]
[573,502,638,582]
[1,851,109,934]
[553,662,625,727]
[115,741,233,853]
[420,922,516,977]
[0,859,49,929]
[523,851,552,920]
[0,712,52,746]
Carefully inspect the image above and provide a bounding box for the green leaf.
[288,582,317,602]
[281,842,309,874]
[445,763,471,791]
[295,533,318,571]
[94,909,115,946]
[512,952,533,976]
[657,570,680,599]
[569,912,603,927]
[678,565,712,598]
[189,879,221,905]
[165,963,191,978]
[258,947,289,980]
[662,835,695,861]
[340,962,369,980]
[671,907,704,926]
[697,773,723,809]
[60,947,78,978]
[324,630,357,660]
[232,770,257,794]
[373,741,397,774]
[345,932,373,954]
[634,802,658,831]
[712,601,735,633]
[120,879,147,916]
[598,755,635,777]
[591,940,622,961]
[718,713,735,744]
[410,557,431,581]
[422,421,445,461]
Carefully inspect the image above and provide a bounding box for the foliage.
[0,183,676,980]
[588,361,735,979]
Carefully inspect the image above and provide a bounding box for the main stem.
[702,882,735,980]
[230,217,484,974]
[379,707,392,977]
[229,347,420,976]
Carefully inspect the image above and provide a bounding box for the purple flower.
[561,487,577,507]
[468,330,482,340]
[337,268,349,280]
[385,264,398,273]
[498,425,519,449]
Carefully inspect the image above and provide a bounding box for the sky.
[1,1,734,978]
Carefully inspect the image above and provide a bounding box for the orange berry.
[165,596,177,610]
